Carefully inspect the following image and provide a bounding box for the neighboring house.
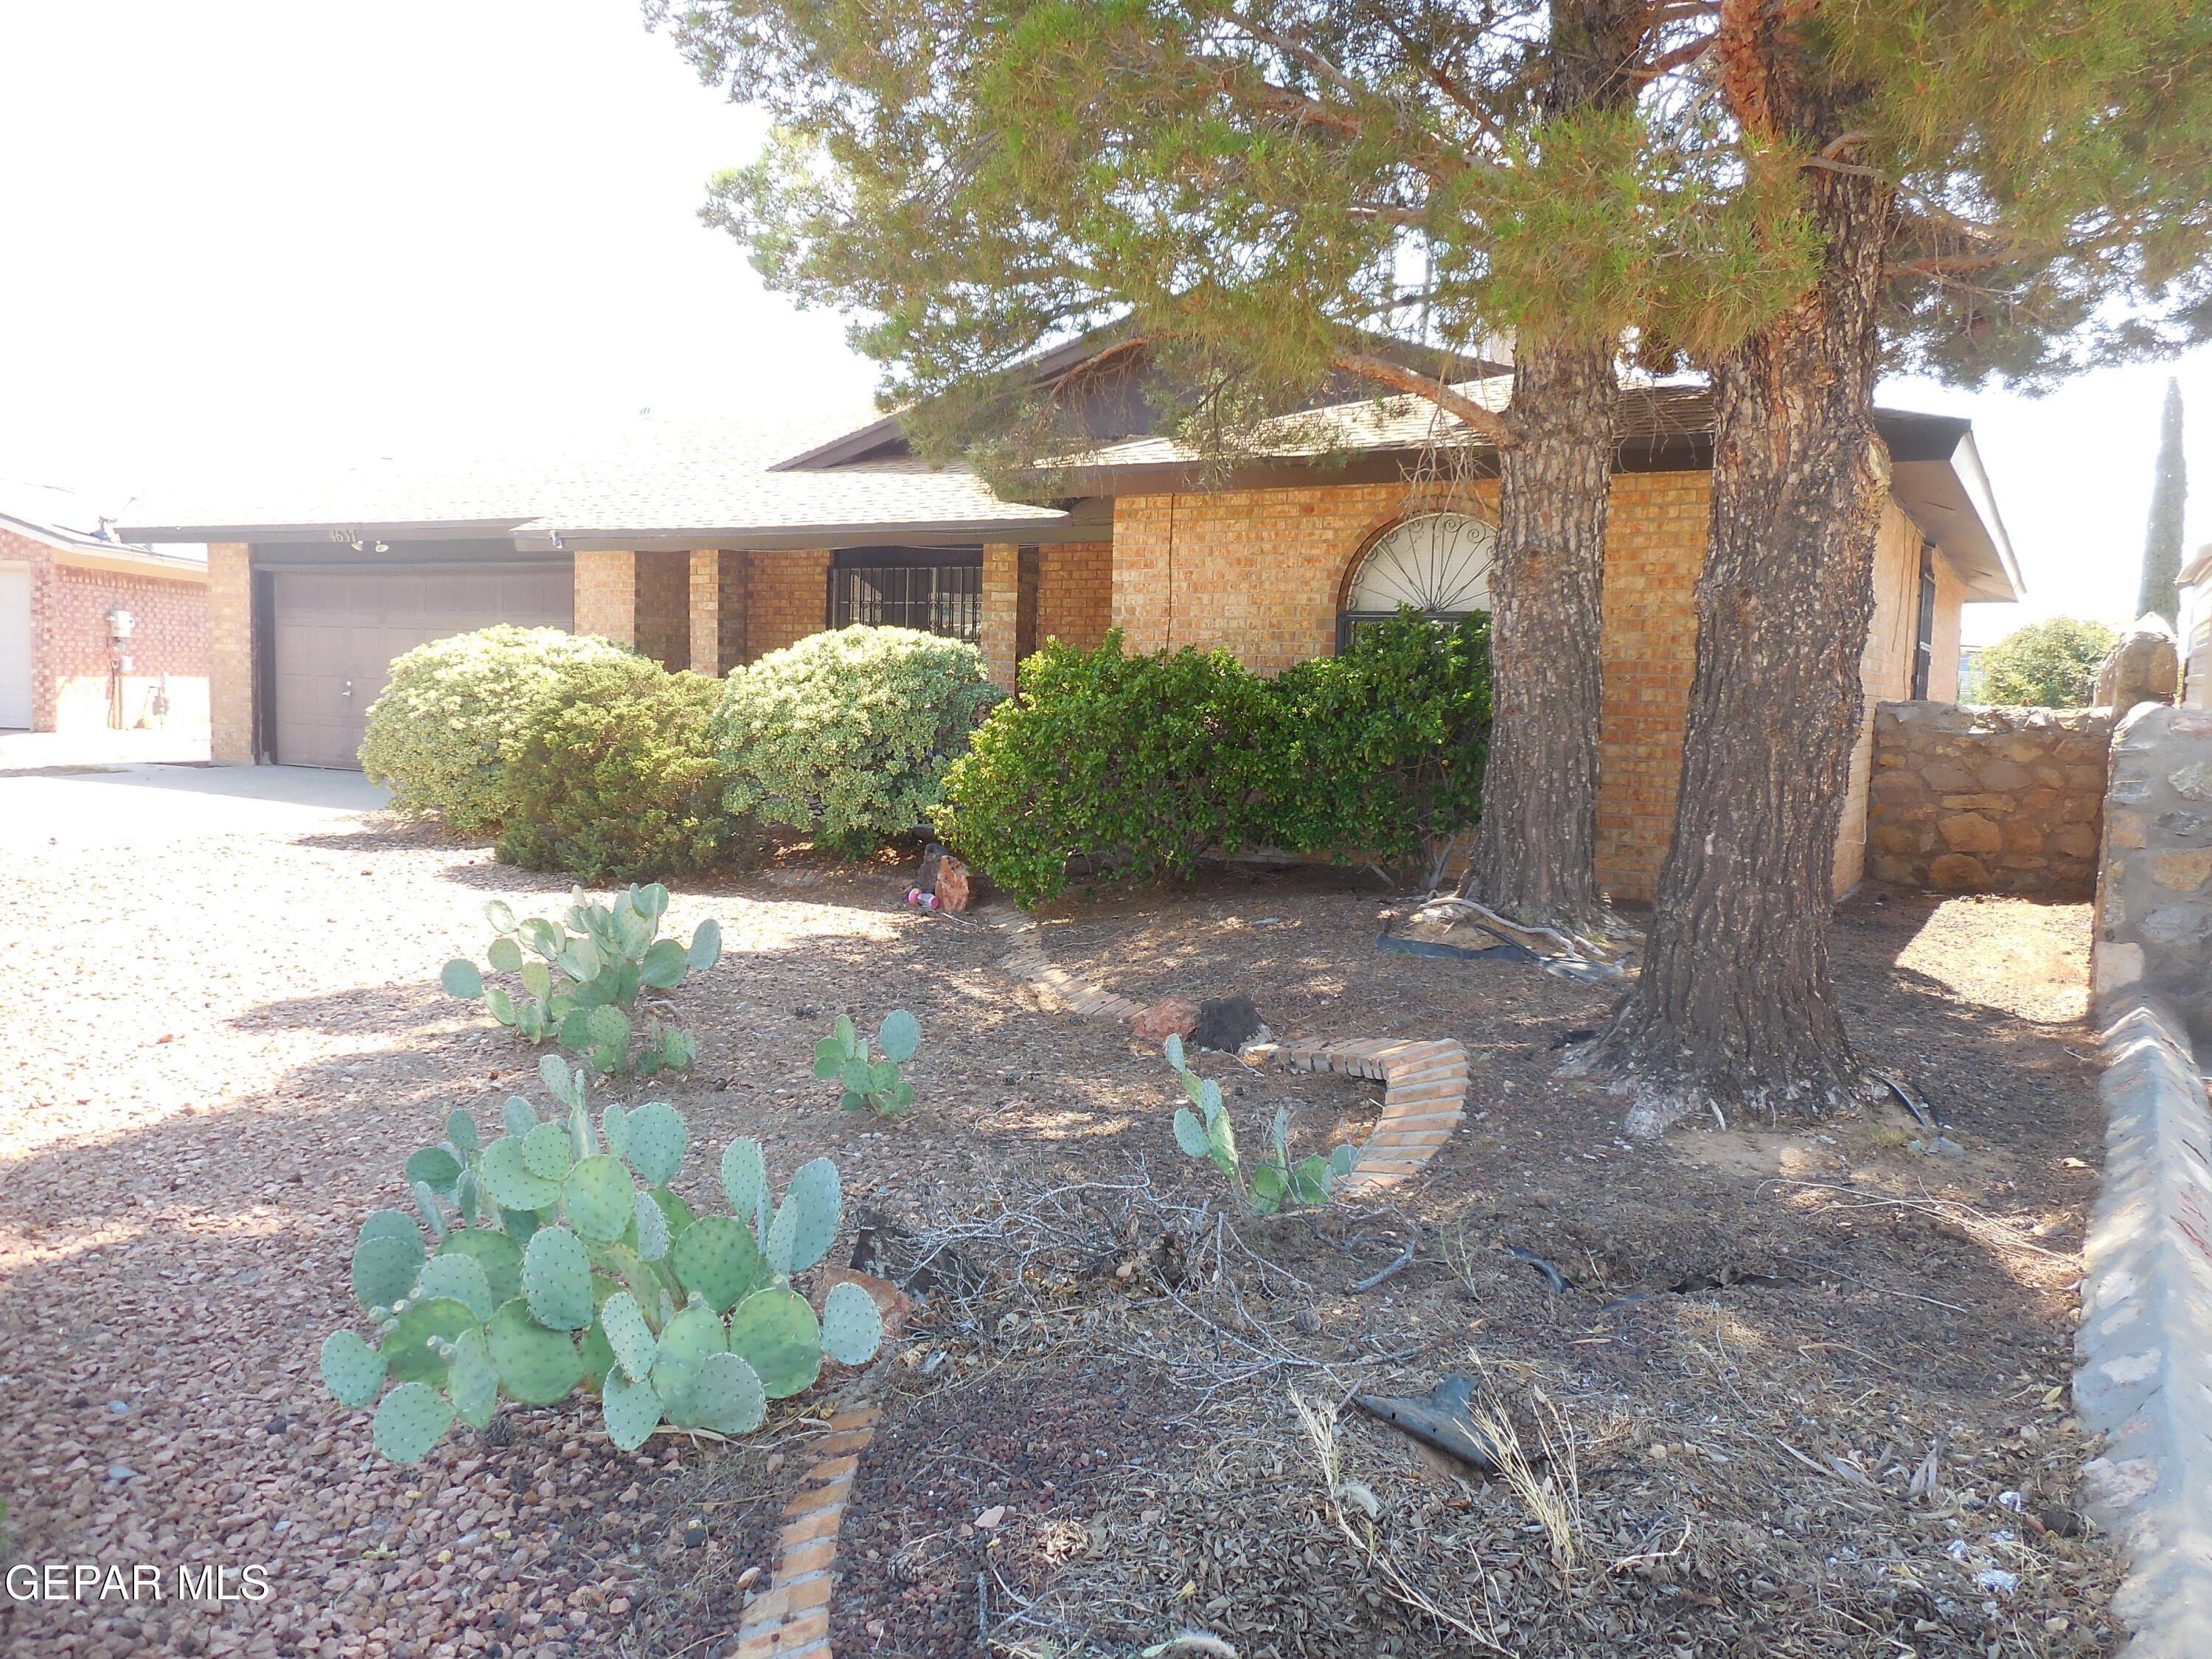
[0,498,210,734]
[118,342,2018,899]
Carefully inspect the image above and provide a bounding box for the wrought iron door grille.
[832,563,982,642]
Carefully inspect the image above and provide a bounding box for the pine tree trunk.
[1463,338,1616,935]
[1576,20,1893,1126]
[1457,0,1643,935]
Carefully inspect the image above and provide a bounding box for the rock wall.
[1867,702,2115,897]
[2093,703,2212,1043]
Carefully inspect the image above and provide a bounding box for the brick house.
[0,500,210,734]
[119,352,2016,898]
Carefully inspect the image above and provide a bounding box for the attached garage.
[258,549,571,768]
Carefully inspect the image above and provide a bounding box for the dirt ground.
[0,789,2119,1659]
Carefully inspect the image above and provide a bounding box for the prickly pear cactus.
[1161,1039,1352,1217]
[813,1010,922,1116]
[321,1083,876,1464]
[438,886,723,1077]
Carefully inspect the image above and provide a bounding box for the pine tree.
[2138,379,2187,626]
[1576,1,2212,1124]
[650,1,1820,939]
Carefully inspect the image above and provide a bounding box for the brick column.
[572,550,637,646]
[980,541,1020,688]
[207,543,256,762]
[688,549,748,676]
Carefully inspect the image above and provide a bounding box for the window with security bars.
[830,557,982,643]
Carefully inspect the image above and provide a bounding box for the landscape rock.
[1130,996,1200,1042]
[2091,615,2180,710]
[934,856,974,913]
[1189,995,1262,1053]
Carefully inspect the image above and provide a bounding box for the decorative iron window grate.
[832,561,982,643]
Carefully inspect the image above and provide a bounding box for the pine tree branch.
[1326,351,1512,445]
[1632,28,1719,81]
[1374,16,1512,152]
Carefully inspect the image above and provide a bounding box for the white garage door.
[0,564,31,729]
[270,564,573,768]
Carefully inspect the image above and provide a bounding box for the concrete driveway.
[0,757,389,847]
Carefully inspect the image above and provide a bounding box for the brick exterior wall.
[689,549,748,675]
[1102,473,1967,902]
[981,542,1020,687]
[0,529,211,736]
[743,550,832,661]
[571,549,689,667]
[1034,540,1113,653]
[207,543,254,760]
[572,550,637,647]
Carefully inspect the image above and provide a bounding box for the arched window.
[1338,512,1496,650]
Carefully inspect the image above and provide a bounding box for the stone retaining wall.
[1867,702,2114,897]
[2093,704,2212,1044]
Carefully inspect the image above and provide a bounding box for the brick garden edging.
[977,905,1470,1192]
[731,1402,884,1659]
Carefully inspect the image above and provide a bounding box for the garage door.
[0,563,30,729]
[271,566,573,768]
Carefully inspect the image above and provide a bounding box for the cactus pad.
[486,1298,582,1404]
[647,1185,697,1242]
[356,1209,422,1253]
[600,1101,629,1161]
[669,1214,762,1313]
[598,1290,658,1385]
[487,936,524,974]
[440,959,484,999]
[725,1285,821,1399]
[601,1363,664,1451]
[383,1296,479,1385]
[765,1158,841,1276]
[632,1191,671,1262]
[639,938,688,990]
[522,1227,594,1330]
[539,1052,582,1109]
[372,1382,455,1464]
[621,1102,687,1187]
[319,1329,386,1408]
[352,1233,423,1312]
[668,1351,765,1435]
[500,1204,543,1245]
[448,1327,500,1430]
[878,1009,920,1063]
[480,1135,561,1211]
[501,1096,538,1138]
[686,917,722,971]
[521,1121,575,1182]
[650,1303,728,1406]
[486,898,519,933]
[406,1146,463,1195]
[414,1254,498,1322]
[720,1138,768,1236]
[1172,1108,1210,1158]
[561,1155,634,1243]
[820,1280,886,1367]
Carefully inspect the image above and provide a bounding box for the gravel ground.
[1,773,2121,1659]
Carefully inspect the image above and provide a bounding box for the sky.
[2,1,2206,647]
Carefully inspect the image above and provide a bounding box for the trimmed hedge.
[712,625,1002,856]
[939,615,1491,905]
[360,625,634,833]
[495,654,745,884]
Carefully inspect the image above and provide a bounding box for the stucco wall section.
[744,550,832,661]
[1034,540,1114,653]
[1837,502,1940,891]
[208,543,255,762]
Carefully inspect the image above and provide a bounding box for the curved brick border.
[733,1402,882,1659]
[977,904,1469,1192]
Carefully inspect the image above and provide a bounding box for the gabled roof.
[0,495,208,582]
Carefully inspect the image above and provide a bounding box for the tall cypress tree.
[649,1,1818,940]
[2138,378,2187,626]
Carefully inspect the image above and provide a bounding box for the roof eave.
[114,519,535,545]
[511,509,1086,554]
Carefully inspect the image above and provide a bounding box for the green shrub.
[939,617,1490,905]
[320,1056,883,1465]
[712,625,1002,855]
[360,626,633,834]
[936,631,1276,905]
[1970,616,2120,706]
[495,654,740,884]
[1254,611,1492,886]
